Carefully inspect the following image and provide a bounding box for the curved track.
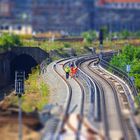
[42,55,138,140]
[53,59,85,140]
[78,57,137,140]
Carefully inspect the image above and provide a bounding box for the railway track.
[51,58,104,140]
[96,62,140,140]
[42,53,139,140]
[77,57,138,140]
[50,59,86,140]
[77,58,111,139]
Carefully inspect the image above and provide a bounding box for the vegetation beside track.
[0,32,140,109]
[4,67,49,112]
[1,31,140,58]
[110,45,140,108]
[0,33,22,52]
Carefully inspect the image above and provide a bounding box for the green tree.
[0,33,22,50]
[110,54,127,71]
[110,45,140,106]
[131,61,140,74]
[82,31,97,44]
[122,45,135,62]
[63,43,71,48]
[100,26,108,40]
[118,30,131,39]
[135,48,140,60]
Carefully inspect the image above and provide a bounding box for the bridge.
[0,47,49,89]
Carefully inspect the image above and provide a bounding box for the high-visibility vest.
[71,67,75,73]
[65,67,70,73]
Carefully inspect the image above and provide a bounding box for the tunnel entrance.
[10,54,38,80]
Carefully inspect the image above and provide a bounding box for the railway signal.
[126,65,131,73]
[15,71,25,140]
[15,71,25,97]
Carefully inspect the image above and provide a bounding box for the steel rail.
[74,78,85,140]
[100,59,138,99]
[98,61,140,140]
[53,58,86,140]
[76,61,99,121]
[43,52,117,139]
[52,59,72,140]
[77,58,110,140]
[88,59,130,140]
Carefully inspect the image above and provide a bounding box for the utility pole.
[99,28,104,53]
[15,71,25,140]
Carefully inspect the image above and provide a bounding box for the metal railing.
[99,58,139,107]
[99,57,140,140]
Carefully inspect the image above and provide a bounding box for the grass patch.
[6,67,49,112]
[22,39,140,56]
[135,94,140,109]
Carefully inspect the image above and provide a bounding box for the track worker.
[71,66,78,78]
[64,66,70,79]
[70,66,75,78]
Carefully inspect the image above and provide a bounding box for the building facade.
[0,0,32,34]
[0,0,140,35]
[98,0,140,9]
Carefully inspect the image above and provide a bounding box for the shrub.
[0,33,22,50]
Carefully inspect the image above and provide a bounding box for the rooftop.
[105,0,140,3]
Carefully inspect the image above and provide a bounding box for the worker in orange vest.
[70,66,78,78]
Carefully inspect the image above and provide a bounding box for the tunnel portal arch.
[10,54,38,80]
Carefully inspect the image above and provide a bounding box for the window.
[0,26,4,30]
[17,25,21,30]
[5,25,9,30]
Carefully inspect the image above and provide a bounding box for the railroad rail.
[42,52,139,140]
[75,55,139,140]
[51,59,86,140]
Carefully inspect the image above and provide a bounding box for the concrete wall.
[0,53,11,89]
[0,47,49,89]
[10,47,49,64]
